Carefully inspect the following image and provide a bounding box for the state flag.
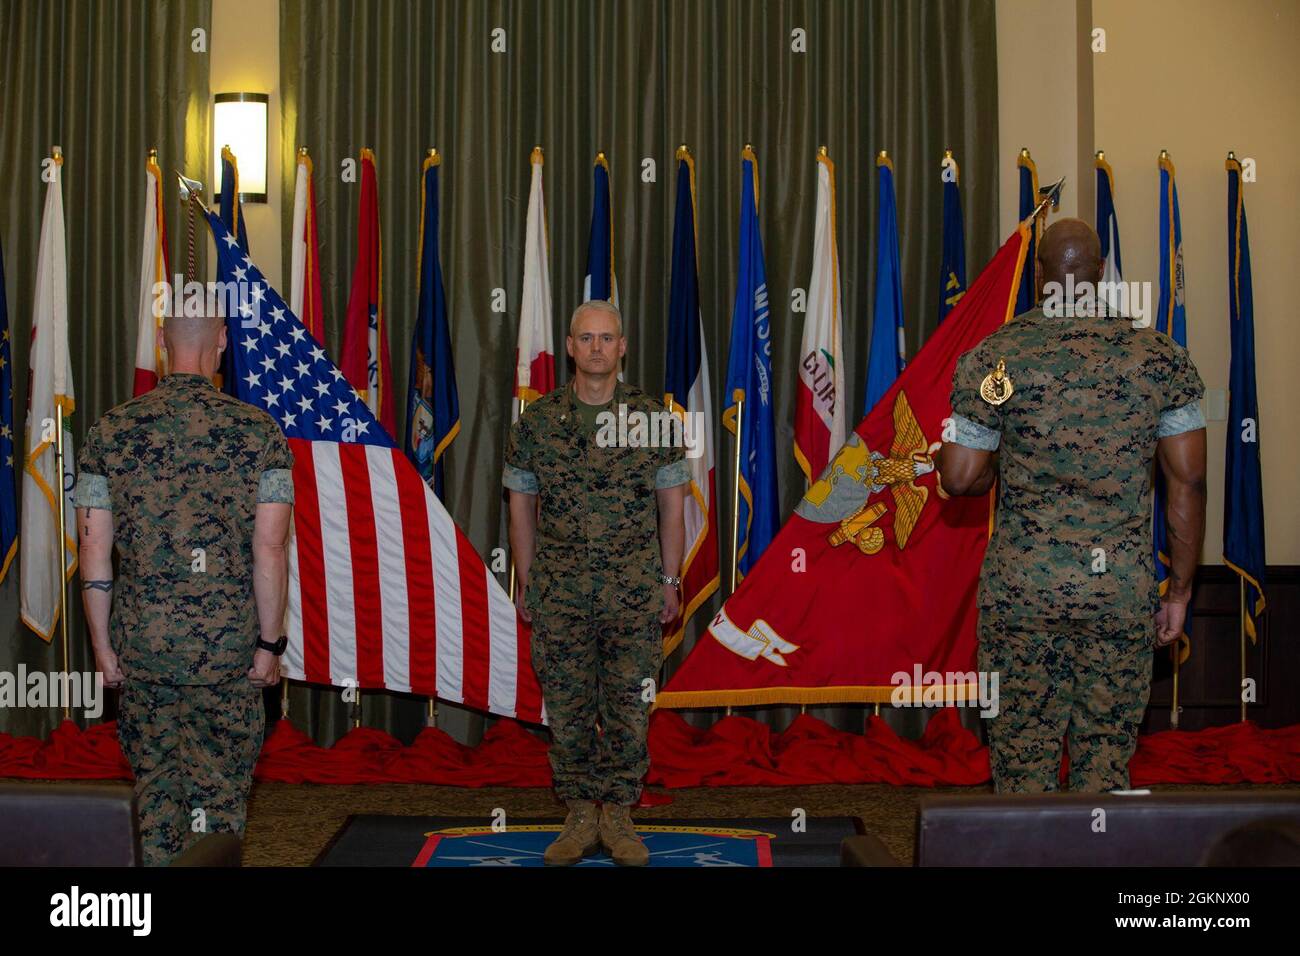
[341,148,397,437]
[864,153,905,414]
[514,147,555,417]
[1223,154,1266,642]
[21,153,77,640]
[794,148,846,484]
[405,150,460,501]
[1153,151,1193,657]
[289,147,326,344]
[722,146,779,583]
[663,147,720,653]
[132,151,170,396]
[937,150,967,324]
[1096,151,1124,316]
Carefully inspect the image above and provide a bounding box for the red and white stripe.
[283,438,545,723]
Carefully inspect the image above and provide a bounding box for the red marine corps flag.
[657,223,1030,707]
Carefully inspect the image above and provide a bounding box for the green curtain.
[0,0,211,737]
[279,0,1000,746]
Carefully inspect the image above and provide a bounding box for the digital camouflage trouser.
[531,609,662,805]
[978,615,1153,794]
[117,678,264,865]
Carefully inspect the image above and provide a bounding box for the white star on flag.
[205,209,543,722]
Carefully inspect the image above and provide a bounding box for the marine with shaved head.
[938,218,1207,793]
[74,291,293,864]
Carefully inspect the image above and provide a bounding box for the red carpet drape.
[4,711,1299,787]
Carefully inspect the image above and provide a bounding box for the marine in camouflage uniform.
[74,370,293,864]
[506,380,689,797]
[944,219,1206,794]
[504,300,688,864]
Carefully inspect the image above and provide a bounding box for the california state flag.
[514,147,555,419]
[22,154,77,641]
[133,152,169,395]
[794,149,846,484]
[658,223,1030,708]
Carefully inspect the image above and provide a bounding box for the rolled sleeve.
[1157,400,1206,438]
[503,415,537,494]
[1164,343,1206,413]
[74,423,111,510]
[950,413,1001,451]
[257,468,295,503]
[654,458,691,489]
[950,347,1005,435]
[502,463,539,494]
[73,473,112,511]
[260,425,294,473]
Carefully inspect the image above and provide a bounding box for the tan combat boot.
[543,799,600,865]
[599,803,649,866]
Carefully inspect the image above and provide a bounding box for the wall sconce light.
[213,92,269,202]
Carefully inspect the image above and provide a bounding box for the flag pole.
[729,398,744,593]
[1170,639,1180,728]
[175,171,206,281]
[1162,148,1181,731]
[1028,176,1065,225]
[47,146,71,721]
[506,397,529,602]
[1170,644,1181,730]
[726,146,750,718]
[504,392,533,730]
[55,401,70,720]
[1240,577,1247,722]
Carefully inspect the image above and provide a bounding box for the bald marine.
[160,291,228,379]
[1036,217,1104,299]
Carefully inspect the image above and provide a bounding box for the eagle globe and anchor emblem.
[707,390,950,667]
[796,390,948,554]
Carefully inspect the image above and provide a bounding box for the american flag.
[205,211,544,723]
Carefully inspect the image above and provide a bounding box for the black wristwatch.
[257,635,288,657]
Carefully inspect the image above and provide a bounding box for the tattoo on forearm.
[82,580,113,592]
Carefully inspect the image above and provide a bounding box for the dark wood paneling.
[1143,565,1297,731]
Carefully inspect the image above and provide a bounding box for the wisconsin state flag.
[658,223,1030,707]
